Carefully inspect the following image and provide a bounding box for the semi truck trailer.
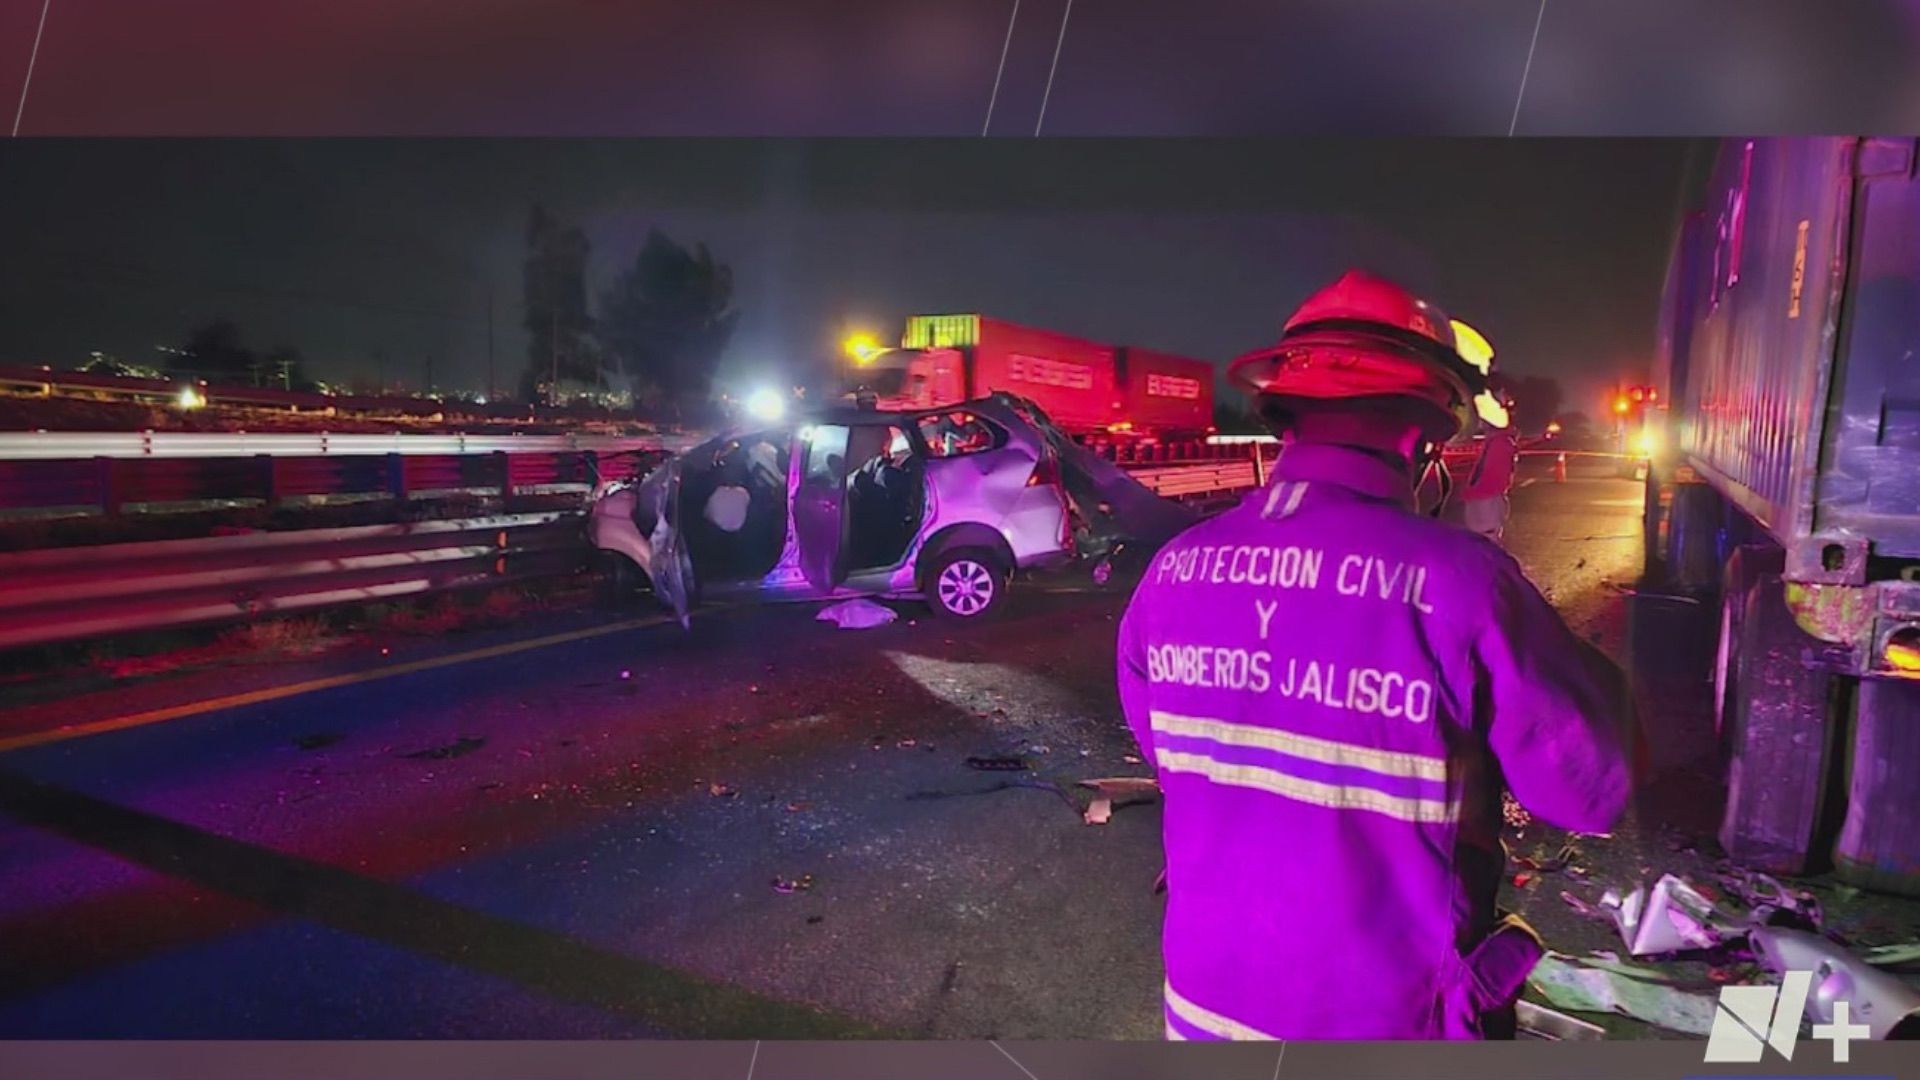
[853,314,1216,440]
[1647,136,1920,896]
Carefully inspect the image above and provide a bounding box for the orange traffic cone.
[1554,453,1568,483]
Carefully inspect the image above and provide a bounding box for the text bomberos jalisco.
[1144,544,1439,724]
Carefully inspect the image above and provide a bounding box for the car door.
[791,423,854,593]
[629,451,693,625]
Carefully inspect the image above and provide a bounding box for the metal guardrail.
[0,430,691,461]
[0,513,583,651]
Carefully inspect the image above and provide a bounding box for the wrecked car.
[586,393,1196,623]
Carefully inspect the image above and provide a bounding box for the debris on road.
[1502,791,1532,830]
[1603,581,1702,605]
[816,598,898,630]
[293,732,342,751]
[1716,866,1823,931]
[772,874,815,895]
[708,782,738,798]
[897,739,918,749]
[399,735,486,761]
[1750,926,1920,1040]
[1528,953,1717,1036]
[1079,777,1161,800]
[1516,1000,1605,1041]
[1860,942,1920,968]
[1598,874,1738,956]
[1123,754,1143,765]
[1077,777,1161,826]
[964,755,1029,772]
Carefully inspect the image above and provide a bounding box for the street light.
[843,332,882,366]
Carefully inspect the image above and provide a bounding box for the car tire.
[925,548,1009,621]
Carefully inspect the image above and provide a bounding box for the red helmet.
[1229,270,1487,439]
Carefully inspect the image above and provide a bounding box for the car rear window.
[916,411,1004,458]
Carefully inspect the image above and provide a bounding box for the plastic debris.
[1599,874,1738,956]
[772,874,815,895]
[1084,798,1113,826]
[1502,791,1532,829]
[1528,953,1717,1036]
[1860,942,1920,968]
[708,782,737,798]
[1750,926,1920,1040]
[1123,754,1143,765]
[1516,1000,1606,1041]
[897,739,918,749]
[1716,866,1823,930]
[816,598,899,630]
[965,755,1028,772]
[1078,777,1161,800]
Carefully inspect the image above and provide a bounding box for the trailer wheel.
[1718,571,1842,876]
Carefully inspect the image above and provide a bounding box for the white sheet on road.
[816,598,898,630]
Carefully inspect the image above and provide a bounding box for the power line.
[982,0,1022,136]
[11,0,54,137]
[1034,0,1074,136]
[1509,0,1549,136]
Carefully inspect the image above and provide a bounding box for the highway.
[0,458,1910,1041]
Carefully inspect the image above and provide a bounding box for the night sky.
[0,138,1697,413]
[4,2,1919,136]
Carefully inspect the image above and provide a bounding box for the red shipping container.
[969,318,1118,433]
[1116,347,1213,436]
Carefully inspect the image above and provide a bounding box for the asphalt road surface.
[0,459,1912,1040]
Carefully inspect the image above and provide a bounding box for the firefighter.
[1117,270,1635,1040]
[1447,320,1519,543]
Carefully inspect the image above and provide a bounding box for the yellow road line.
[0,611,687,756]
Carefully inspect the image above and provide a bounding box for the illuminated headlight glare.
[1636,429,1660,457]
[744,388,786,422]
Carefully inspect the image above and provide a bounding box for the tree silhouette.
[522,205,599,404]
[598,229,739,422]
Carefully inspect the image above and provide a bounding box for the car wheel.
[926,548,1008,620]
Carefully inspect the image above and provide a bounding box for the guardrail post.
[94,456,123,516]
[257,453,281,508]
[494,450,513,502]
[1251,440,1267,487]
[387,452,409,501]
